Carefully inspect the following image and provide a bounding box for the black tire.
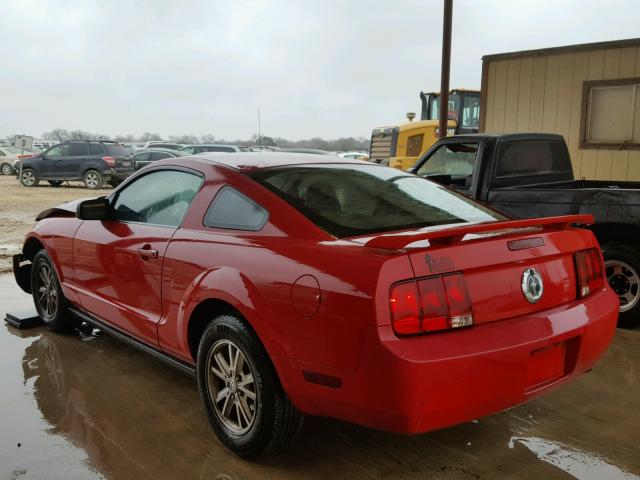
[31,250,78,332]
[83,169,103,189]
[602,242,640,328]
[1,162,14,175]
[48,180,63,187]
[20,168,39,187]
[197,314,303,458]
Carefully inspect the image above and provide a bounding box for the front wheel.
[20,168,39,187]
[1,162,14,175]
[83,169,103,189]
[602,242,640,328]
[197,314,303,458]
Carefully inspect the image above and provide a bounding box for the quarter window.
[88,144,104,155]
[111,170,202,227]
[204,186,268,231]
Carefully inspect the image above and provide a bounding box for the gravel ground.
[0,175,111,273]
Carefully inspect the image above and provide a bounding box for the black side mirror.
[76,198,110,220]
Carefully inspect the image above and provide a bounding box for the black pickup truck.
[411,133,640,327]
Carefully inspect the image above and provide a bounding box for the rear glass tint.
[495,140,571,179]
[248,164,503,238]
[106,145,131,157]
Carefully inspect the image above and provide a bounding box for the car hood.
[35,198,95,221]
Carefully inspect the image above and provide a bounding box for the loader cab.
[420,89,481,134]
[370,89,481,171]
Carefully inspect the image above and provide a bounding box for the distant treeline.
[41,129,370,152]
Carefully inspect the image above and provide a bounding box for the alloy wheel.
[605,259,640,312]
[22,170,35,186]
[85,172,99,188]
[1,163,13,175]
[36,264,58,319]
[205,339,258,435]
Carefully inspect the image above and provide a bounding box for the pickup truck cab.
[412,133,640,327]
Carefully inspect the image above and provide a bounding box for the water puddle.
[509,436,639,480]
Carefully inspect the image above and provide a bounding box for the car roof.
[181,144,238,148]
[192,151,368,170]
[135,148,185,154]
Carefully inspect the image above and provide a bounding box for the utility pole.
[438,0,453,139]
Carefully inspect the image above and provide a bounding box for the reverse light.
[102,156,116,167]
[390,273,473,335]
[575,248,604,298]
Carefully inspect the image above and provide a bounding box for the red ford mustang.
[13,153,618,458]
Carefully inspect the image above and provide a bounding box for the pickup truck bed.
[412,133,640,327]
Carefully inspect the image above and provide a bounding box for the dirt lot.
[0,175,111,273]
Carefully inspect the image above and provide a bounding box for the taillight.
[102,156,116,167]
[17,154,33,159]
[390,273,473,335]
[575,248,604,298]
[389,282,421,335]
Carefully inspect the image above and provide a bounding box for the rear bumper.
[283,288,618,433]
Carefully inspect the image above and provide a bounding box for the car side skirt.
[69,307,196,378]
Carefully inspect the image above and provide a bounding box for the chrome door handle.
[137,247,158,259]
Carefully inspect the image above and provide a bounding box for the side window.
[417,142,478,177]
[88,144,104,155]
[134,152,151,161]
[150,152,171,161]
[46,144,71,157]
[111,170,202,227]
[181,146,195,154]
[204,186,268,231]
[69,144,89,156]
[406,134,424,157]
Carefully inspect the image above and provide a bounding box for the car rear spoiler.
[365,214,594,250]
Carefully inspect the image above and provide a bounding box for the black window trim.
[203,185,269,232]
[106,166,205,229]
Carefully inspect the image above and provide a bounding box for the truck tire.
[20,168,39,187]
[83,169,103,189]
[31,250,79,332]
[197,314,304,458]
[602,242,640,328]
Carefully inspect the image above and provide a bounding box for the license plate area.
[525,342,567,391]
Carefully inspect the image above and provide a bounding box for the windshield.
[248,164,503,238]
[416,142,478,178]
[3,146,26,154]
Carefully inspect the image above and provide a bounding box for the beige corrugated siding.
[483,42,640,181]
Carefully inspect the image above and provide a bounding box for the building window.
[581,78,640,148]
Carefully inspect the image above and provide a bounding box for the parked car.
[278,148,332,155]
[132,148,186,170]
[411,132,640,327]
[0,146,33,175]
[180,144,244,154]
[13,153,617,458]
[338,151,369,160]
[18,141,135,189]
[138,141,184,150]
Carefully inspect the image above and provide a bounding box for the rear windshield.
[106,145,131,157]
[248,164,504,238]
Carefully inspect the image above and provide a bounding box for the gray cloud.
[2,0,639,140]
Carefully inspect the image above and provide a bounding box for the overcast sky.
[2,0,639,140]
